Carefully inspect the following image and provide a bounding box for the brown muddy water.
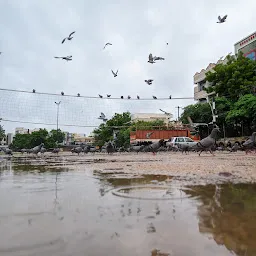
[0,162,256,256]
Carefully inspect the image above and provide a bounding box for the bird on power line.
[107,94,111,98]
[111,70,118,77]
[99,94,103,98]
[217,15,227,23]
[32,89,36,93]
[77,93,80,97]
[128,95,131,99]
[61,92,64,96]
[137,95,140,99]
[153,96,157,99]
[169,95,172,99]
[120,96,124,99]
[62,31,75,44]
[103,42,112,49]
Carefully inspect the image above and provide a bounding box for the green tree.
[0,125,5,141]
[226,94,256,132]
[29,129,48,147]
[49,129,65,144]
[205,52,256,101]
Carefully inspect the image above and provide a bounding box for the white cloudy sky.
[0,0,255,135]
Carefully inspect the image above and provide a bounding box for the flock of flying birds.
[0,14,228,100]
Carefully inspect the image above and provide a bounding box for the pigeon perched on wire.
[128,95,131,99]
[77,93,80,97]
[98,112,108,122]
[107,94,111,98]
[153,96,157,99]
[145,79,153,85]
[169,95,172,99]
[62,31,75,44]
[61,91,64,96]
[54,56,72,61]
[99,94,103,98]
[148,53,155,64]
[193,127,220,156]
[103,42,112,49]
[111,70,118,77]
[153,56,165,61]
[120,96,124,99]
[217,15,227,23]
[32,89,36,93]
[137,95,140,99]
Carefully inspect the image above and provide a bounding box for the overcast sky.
[0,0,255,135]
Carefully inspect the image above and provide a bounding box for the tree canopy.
[11,129,65,150]
[205,52,256,101]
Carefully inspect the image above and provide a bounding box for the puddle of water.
[0,165,256,256]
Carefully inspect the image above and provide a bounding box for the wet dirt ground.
[0,152,256,255]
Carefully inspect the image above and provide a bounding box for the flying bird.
[153,96,157,99]
[107,94,111,98]
[62,31,75,44]
[111,70,118,77]
[217,15,227,23]
[153,56,165,61]
[98,112,108,122]
[0,52,2,55]
[148,53,155,64]
[145,79,153,85]
[54,56,72,61]
[166,43,168,45]
[103,42,112,49]
[99,94,103,98]
[137,95,140,99]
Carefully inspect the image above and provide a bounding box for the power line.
[0,88,194,100]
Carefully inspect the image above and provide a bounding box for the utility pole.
[206,92,218,127]
[55,101,61,145]
[175,106,182,121]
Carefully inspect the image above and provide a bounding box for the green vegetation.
[93,112,166,147]
[0,125,5,141]
[11,129,65,150]
[180,53,256,137]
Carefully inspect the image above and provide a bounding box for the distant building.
[234,31,256,60]
[6,133,13,145]
[131,113,173,125]
[15,127,30,134]
[72,133,95,145]
[63,132,74,145]
[31,128,41,133]
[193,54,232,102]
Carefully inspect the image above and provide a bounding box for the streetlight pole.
[55,101,61,145]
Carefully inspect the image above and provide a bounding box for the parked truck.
[130,129,200,144]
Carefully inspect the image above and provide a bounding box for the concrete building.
[193,54,232,101]
[15,127,30,135]
[6,133,13,145]
[31,128,41,133]
[131,113,173,125]
[234,31,256,60]
[73,133,95,145]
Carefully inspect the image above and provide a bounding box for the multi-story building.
[15,127,30,135]
[234,31,256,60]
[131,113,173,125]
[193,54,232,102]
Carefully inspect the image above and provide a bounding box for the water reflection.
[0,164,255,256]
[185,184,256,256]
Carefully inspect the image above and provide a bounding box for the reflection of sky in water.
[0,90,194,134]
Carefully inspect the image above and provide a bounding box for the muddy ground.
[2,151,255,185]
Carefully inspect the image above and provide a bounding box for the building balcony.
[194,87,208,101]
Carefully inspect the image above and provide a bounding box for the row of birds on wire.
[30,88,172,99]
